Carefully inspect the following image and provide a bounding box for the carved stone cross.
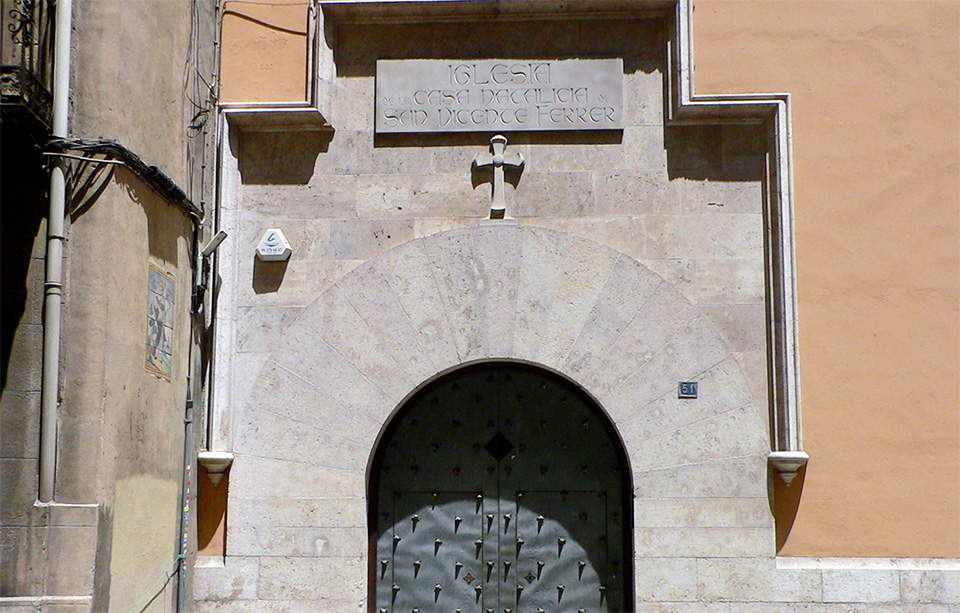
[473,134,524,219]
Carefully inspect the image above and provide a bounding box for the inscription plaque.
[376,59,623,133]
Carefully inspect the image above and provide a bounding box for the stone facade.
[193,1,959,610]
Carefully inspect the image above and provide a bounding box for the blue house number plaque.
[678,381,698,399]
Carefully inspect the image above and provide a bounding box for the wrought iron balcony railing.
[1,0,55,128]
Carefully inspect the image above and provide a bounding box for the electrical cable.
[45,137,202,220]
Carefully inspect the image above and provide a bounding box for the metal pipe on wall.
[39,0,75,503]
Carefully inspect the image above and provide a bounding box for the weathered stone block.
[3,324,42,392]
[193,556,259,601]
[594,171,682,216]
[231,352,271,415]
[620,355,754,444]
[229,497,366,529]
[521,138,631,175]
[604,314,730,416]
[641,257,766,305]
[701,304,767,352]
[1,526,47,595]
[421,226,523,361]
[243,178,359,219]
[623,67,664,127]
[297,283,419,399]
[467,225,523,357]
[633,526,770,558]
[230,455,365,500]
[645,214,764,260]
[629,404,768,473]
[372,239,463,369]
[228,526,366,558]
[0,391,40,459]
[634,557,698,601]
[697,557,821,602]
[574,281,699,398]
[901,569,960,603]
[822,569,901,603]
[679,178,763,214]
[329,219,415,261]
[47,503,97,527]
[621,125,673,174]
[242,364,378,447]
[235,306,304,353]
[355,173,484,219]
[513,227,619,366]
[0,459,39,525]
[257,556,365,601]
[512,171,594,217]
[332,76,374,132]
[45,526,96,596]
[735,349,771,411]
[195,598,364,613]
[272,326,397,422]
[633,497,771,529]
[633,454,768,499]
[237,258,361,309]
[234,408,367,471]
[22,260,45,326]
[635,604,732,613]
[413,218,477,239]
[336,260,441,383]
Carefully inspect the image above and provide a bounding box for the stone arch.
[235,224,767,603]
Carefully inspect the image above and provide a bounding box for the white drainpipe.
[39,0,74,503]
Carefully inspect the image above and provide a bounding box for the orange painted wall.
[220,0,310,104]
[694,0,960,557]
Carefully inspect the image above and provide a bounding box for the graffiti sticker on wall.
[145,265,175,379]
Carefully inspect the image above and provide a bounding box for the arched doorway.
[370,362,633,612]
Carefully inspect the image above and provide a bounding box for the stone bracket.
[198,451,235,485]
[769,450,809,486]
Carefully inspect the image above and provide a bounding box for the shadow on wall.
[253,256,288,293]
[197,465,229,556]
[238,130,332,185]
[773,464,806,553]
[67,165,187,268]
[114,168,188,267]
[0,126,47,391]
[326,17,665,79]
[665,123,766,183]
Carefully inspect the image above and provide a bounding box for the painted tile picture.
[145,265,175,379]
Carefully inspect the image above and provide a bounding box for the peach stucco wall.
[220,0,310,104]
[694,0,960,557]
